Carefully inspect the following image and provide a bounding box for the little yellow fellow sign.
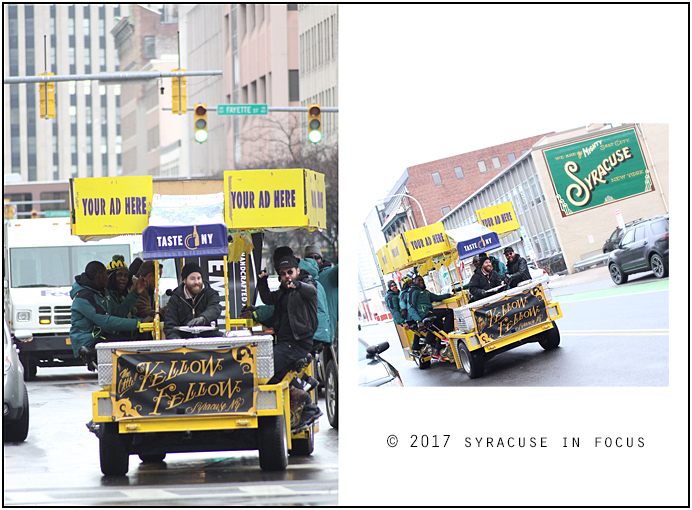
[218,104,268,115]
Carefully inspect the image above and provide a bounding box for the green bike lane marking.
[556,279,669,303]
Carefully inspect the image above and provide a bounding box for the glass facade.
[442,153,564,271]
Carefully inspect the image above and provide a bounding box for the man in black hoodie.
[163,262,222,339]
[503,247,532,289]
[257,255,321,430]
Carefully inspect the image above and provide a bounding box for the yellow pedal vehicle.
[378,222,563,379]
[71,170,326,475]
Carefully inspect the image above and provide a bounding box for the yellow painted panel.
[475,201,520,234]
[71,176,154,235]
[224,168,326,229]
[402,222,452,261]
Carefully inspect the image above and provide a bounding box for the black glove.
[187,316,206,327]
[241,305,257,313]
[480,289,488,297]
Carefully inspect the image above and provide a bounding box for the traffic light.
[307,104,322,143]
[39,73,55,119]
[171,69,187,114]
[194,104,208,143]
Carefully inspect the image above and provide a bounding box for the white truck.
[3,218,139,380]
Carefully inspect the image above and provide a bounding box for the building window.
[288,70,299,102]
[432,172,442,185]
[478,161,488,173]
[454,166,464,179]
[144,36,156,59]
[287,4,298,10]
[442,206,451,216]
[508,152,516,163]
[492,156,501,169]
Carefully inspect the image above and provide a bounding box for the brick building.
[403,133,551,227]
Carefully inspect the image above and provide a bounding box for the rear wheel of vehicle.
[99,423,129,476]
[650,254,668,278]
[138,453,166,463]
[609,263,628,285]
[20,353,37,381]
[457,340,484,379]
[257,415,288,471]
[4,386,30,442]
[325,360,338,429]
[538,323,561,350]
[289,424,315,456]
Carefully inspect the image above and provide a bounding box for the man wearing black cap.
[503,247,532,288]
[257,254,322,429]
[163,262,222,338]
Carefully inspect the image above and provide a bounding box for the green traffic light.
[308,129,322,144]
[195,130,208,143]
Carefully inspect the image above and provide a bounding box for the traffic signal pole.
[3,70,222,85]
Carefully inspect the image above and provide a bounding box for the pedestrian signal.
[307,104,322,144]
[194,104,208,143]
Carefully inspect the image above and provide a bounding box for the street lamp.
[377,192,428,227]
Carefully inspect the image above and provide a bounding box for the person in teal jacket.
[384,280,405,325]
[246,248,331,346]
[409,275,453,359]
[69,261,146,357]
[304,245,338,344]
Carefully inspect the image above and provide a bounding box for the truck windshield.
[10,244,131,288]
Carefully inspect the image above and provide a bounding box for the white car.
[527,263,548,279]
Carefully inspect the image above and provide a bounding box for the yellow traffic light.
[172,69,187,114]
[39,73,55,119]
[194,104,208,143]
[307,104,322,143]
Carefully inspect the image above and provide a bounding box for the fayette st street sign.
[217,104,268,115]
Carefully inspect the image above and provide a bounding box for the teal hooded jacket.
[69,273,140,357]
[254,258,331,343]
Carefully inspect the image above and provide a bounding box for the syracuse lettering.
[564,147,634,207]
[228,189,298,209]
[81,196,147,216]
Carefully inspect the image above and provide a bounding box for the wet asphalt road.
[3,367,338,506]
[359,270,669,387]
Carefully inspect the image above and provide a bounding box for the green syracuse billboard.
[543,128,653,216]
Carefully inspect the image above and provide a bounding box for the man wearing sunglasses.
[257,255,322,429]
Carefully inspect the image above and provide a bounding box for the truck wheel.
[20,353,37,381]
[650,254,668,278]
[99,423,129,476]
[325,359,338,429]
[539,323,561,350]
[458,340,484,379]
[4,387,29,442]
[289,424,315,456]
[609,263,628,285]
[257,415,288,471]
[139,453,166,463]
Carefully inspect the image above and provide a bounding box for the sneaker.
[293,404,323,432]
